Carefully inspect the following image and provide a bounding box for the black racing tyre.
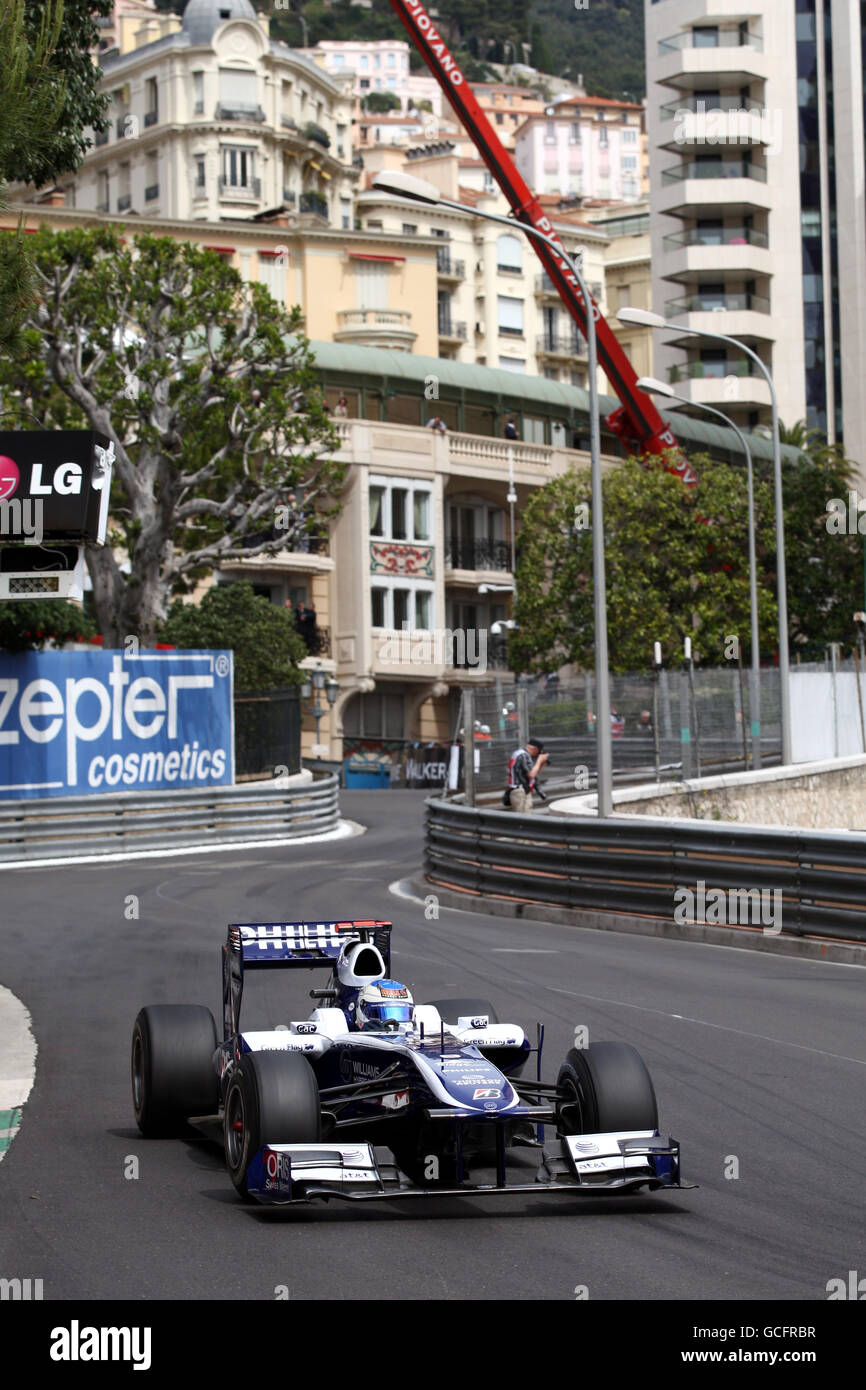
[224,1051,321,1199]
[423,998,499,1026]
[556,1042,658,1136]
[132,1005,218,1138]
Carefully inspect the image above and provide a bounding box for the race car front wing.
[245,1128,693,1205]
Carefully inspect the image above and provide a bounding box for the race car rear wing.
[223,921,392,1039]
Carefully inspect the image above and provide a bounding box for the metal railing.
[665,290,770,315]
[300,191,328,218]
[144,109,158,128]
[0,776,340,862]
[145,184,159,201]
[659,29,764,55]
[662,159,768,183]
[663,226,769,251]
[117,194,132,211]
[438,319,467,339]
[215,103,266,122]
[668,358,761,381]
[436,252,465,277]
[537,332,588,357]
[424,797,866,943]
[660,95,765,119]
[219,176,262,199]
[444,537,510,572]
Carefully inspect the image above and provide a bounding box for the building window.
[219,68,258,115]
[145,77,158,124]
[569,122,581,144]
[402,223,418,235]
[369,477,433,542]
[545,120,556,143]
[359,55,368,69]
[195,155,206,189]
[370,584,434,632]
[623,128,637,144]
[622,155,637,169]
[599,126,608,148]
[497,295,524,336]
[341,197,351,230]
[496,233,522,272]
[222,146,254,187]
[258,252,287,306]
[498,356,525,371]
[97,169,109,211]
[617,284,631,309]
[342,691,405,739]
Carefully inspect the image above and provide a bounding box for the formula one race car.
[131,919,690,1206]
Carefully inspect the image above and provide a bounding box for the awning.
[347,252,406,262]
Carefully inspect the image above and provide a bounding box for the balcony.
[436,251,465,279]
[537,333,587,359]
[282,188,297,205]
[144,184,159,202]
[299,190,328,219]
[438,319,467,342]
[661,159,767,184]
[659,94,764,121]
[663,226,768,251]
[96,200,110,213]
[334,308,416,351]
[115,116,131,138]
[94,128,109,148]
[215,103,265,122]
[144,110,158,128]
[659,29,764,56]
[117,193,132,212]
[448,633,511,672]
[280,115,300,132]
[535,273,560,297]
[444,537,510,572]
[218,176,261,201]
[667,362,773,410]
[303,121,331,149]
[669,358,761,382]
[665,290,769,316]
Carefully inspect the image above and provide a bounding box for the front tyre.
[224,1051,321,1199]
[132,1005,218,1138]
[556,1042,658,1136]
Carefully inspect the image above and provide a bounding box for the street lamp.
[637,375,762,770]
[371,171,614,814]
[300,663,339,759]
[619,306,791,765]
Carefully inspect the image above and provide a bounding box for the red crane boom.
[386,0,695,486]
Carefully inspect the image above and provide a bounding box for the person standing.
[504,416,519,440]
[505,737,548,813]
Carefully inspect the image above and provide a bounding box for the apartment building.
[466,84,547,151]
[585,203,655,383]
[646,0,866,463]
[40,0,358,231]
[355,143,608,390]
[302,39,443,118]
[515,96,647,203]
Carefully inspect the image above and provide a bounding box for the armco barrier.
[424,796,866,942]
[0,775,340,861]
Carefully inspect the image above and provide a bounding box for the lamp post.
[300,663,339,760]
[619,307,791,765]
[637,375,762,770]
[371,171,613,815]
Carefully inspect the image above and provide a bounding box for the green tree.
[361,90,402,113]
[161,581,306,692]
[757,435,862,658]
[0,227,346,646]
[511,452,778,674]
[0,598,95,652]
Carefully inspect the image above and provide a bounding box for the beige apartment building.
[29,0,359,234]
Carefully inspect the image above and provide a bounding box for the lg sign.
[0,454,83,500]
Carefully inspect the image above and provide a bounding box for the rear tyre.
[423,997,499,1026]
[224,1051,321,1199]
[132,1005,218,1138]
[556,1042,658,1136]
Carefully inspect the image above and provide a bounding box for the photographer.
[505,736,549,813]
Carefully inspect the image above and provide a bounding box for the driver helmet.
[356,980,414,1032]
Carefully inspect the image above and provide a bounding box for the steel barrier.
[0,775,340,861]
[424,795,866,942]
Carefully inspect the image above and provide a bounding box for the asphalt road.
[0,790,863,1302]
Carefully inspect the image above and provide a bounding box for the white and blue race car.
[131,919,689,1205]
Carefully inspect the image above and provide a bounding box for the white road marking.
[491,948,558,954]
[548,986,866,1068]
[0,985,37,1160]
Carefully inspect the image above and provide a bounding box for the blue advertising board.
[0,649,234,799]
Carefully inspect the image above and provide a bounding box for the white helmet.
[356,980,414,1032]
[336,940,386,989]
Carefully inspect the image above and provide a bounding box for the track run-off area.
[0,789,862,1303]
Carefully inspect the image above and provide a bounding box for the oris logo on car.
[265,1151,291,1185]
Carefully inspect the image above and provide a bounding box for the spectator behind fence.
[426,414,448,433]
[635,710,654,735]
[504,736,548,813]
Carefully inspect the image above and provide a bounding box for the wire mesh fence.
[451,666,784,800]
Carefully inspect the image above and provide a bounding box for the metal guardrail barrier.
[0,775,340,861]
[424,796,866,942]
